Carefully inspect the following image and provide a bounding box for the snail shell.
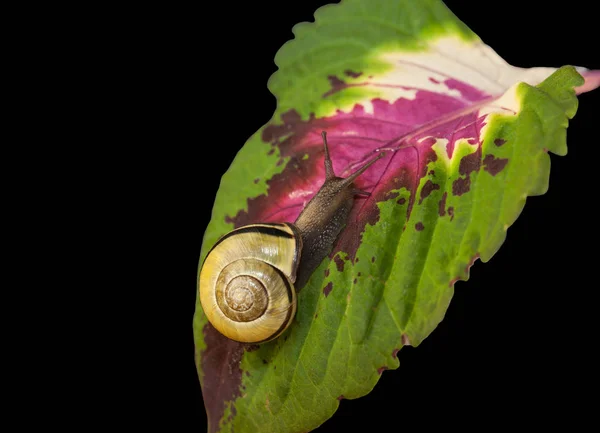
[199,222,302,344]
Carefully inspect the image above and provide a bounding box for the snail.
[199,131,386,344]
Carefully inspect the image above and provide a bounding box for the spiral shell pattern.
[199,223,301,343]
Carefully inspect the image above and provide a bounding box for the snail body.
[199,132,385,344]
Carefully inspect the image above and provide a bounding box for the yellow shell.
[199,223,302,343]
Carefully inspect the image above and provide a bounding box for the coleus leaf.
[193,0,599,432]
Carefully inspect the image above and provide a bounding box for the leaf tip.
[576,69,600,95]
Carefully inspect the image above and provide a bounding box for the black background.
[135,1,599,431]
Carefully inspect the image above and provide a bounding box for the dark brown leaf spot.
[428,170,435,176]
[324,269,330,278]
[344,69,363,78]
[328,75,345,87]
[267,148,275,155]
[494,138,506,147]
[415,222,424,231]
[261,109,302,143]
[323,282,333,297]
[419,180,440,204]
[262,359,268,364]
[228,405,237,422]
[371,256,375,263]
[397,197,406,205]
[323,75,347,97]
[333,255,345,272]
[355,257,359,263]
[353,278,357,284]
[281,109,301,124]
[483,154,508,176]
[438,191,447,216]
[448,206,454,221]
[459,150,481,176]
[452,177,470,196]
[422,140,438,174]
[245,371,250,377]
[357,272,361,277]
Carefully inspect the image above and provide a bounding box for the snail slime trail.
[199,131,386,344]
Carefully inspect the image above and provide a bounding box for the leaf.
[193,1,600,432]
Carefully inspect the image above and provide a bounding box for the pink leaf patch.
[229,75,500,260]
